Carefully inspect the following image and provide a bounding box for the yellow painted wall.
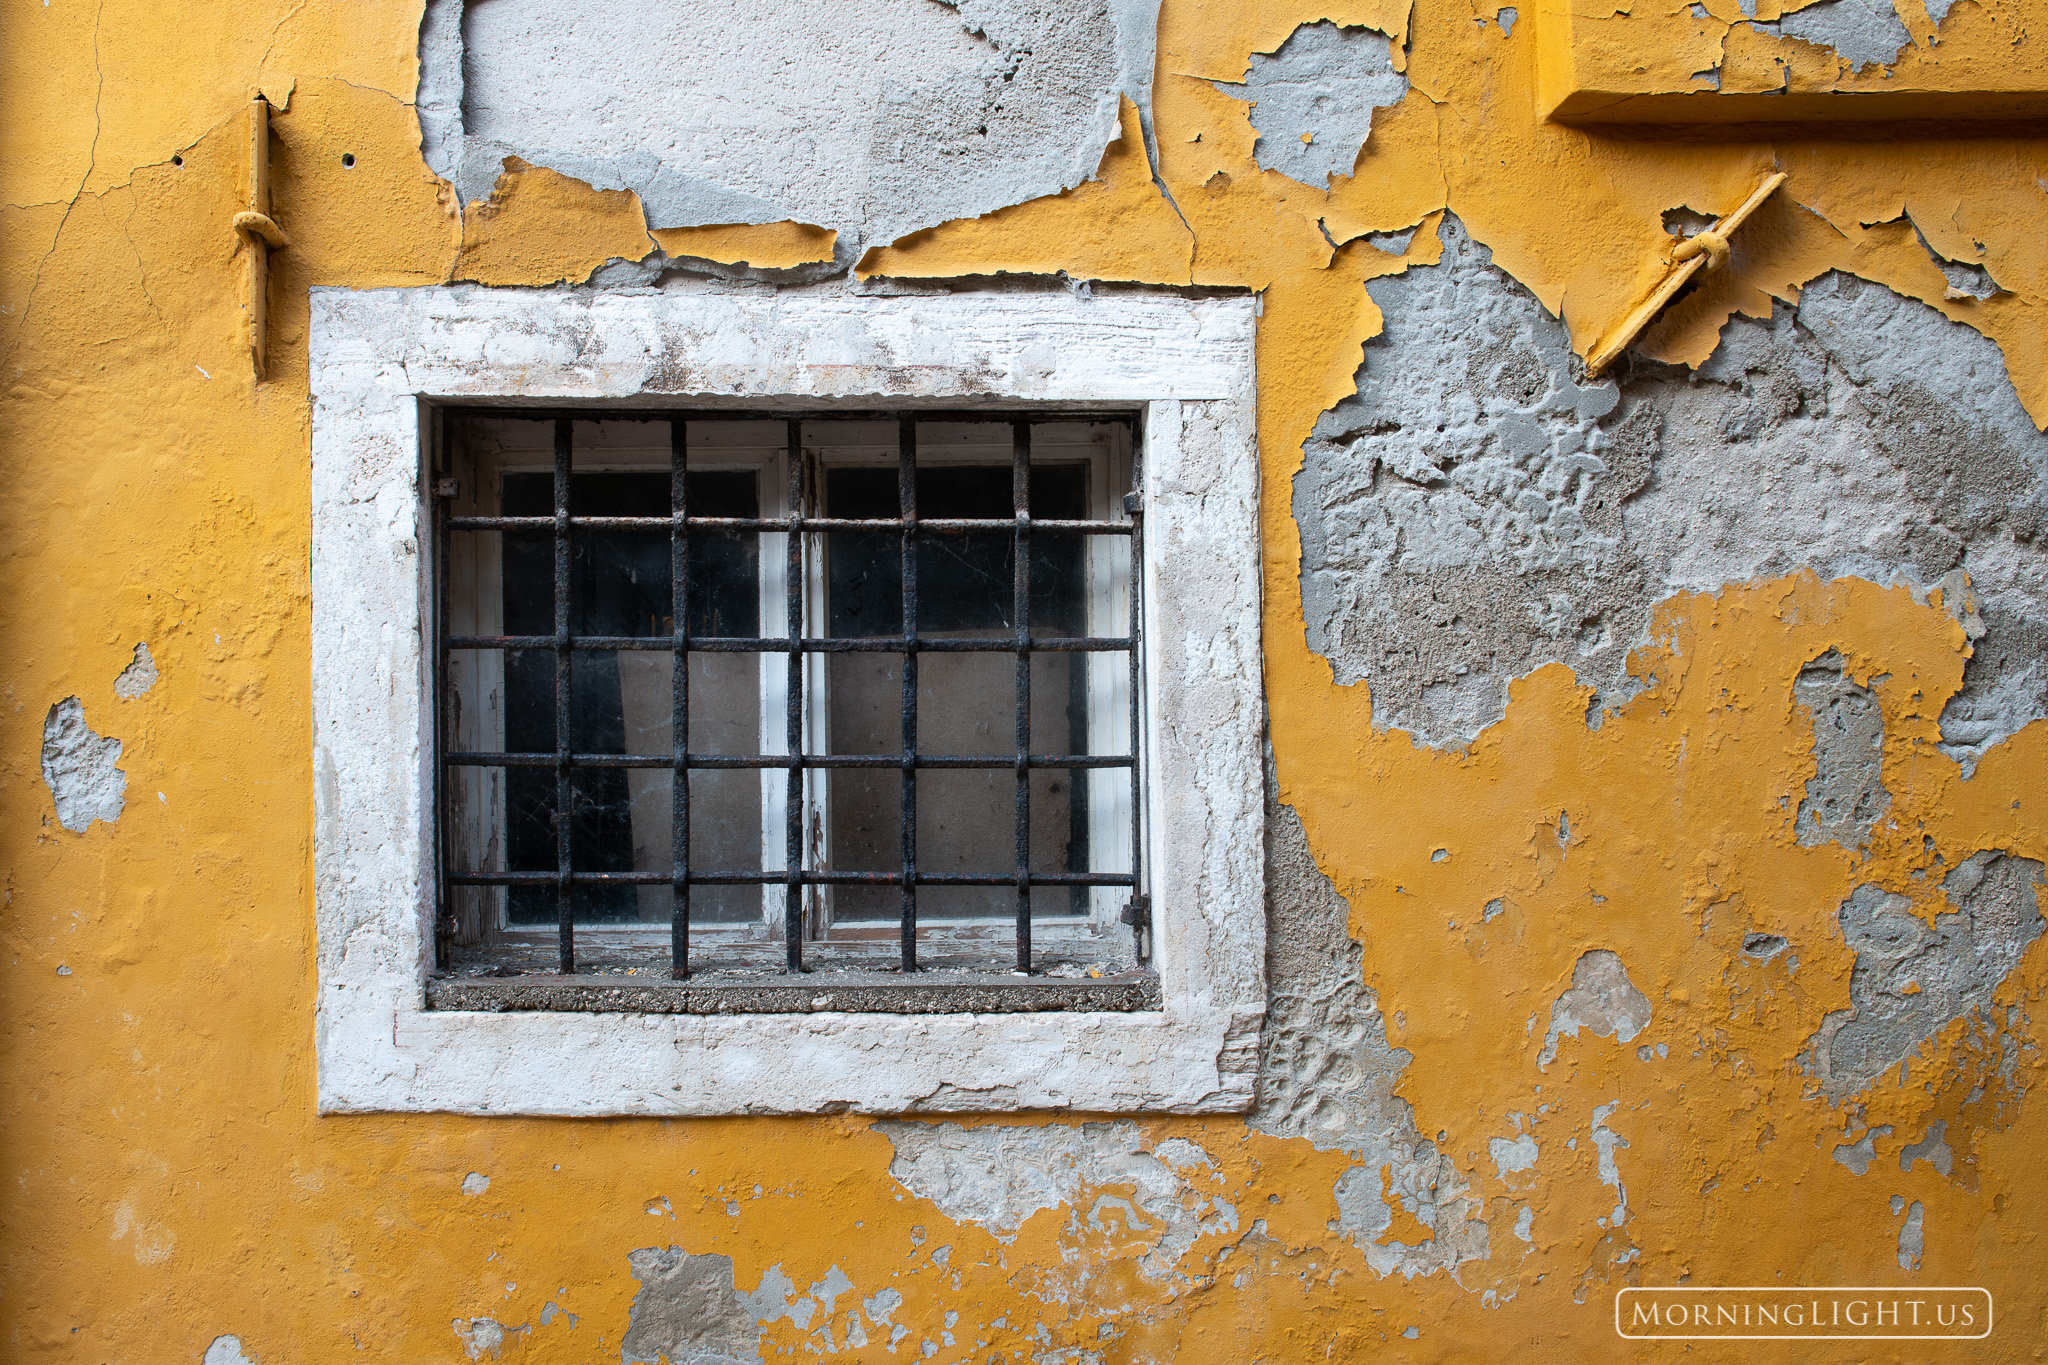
[3,0,2044,1360]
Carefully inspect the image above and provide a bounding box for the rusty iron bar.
[451,870,1135,888]
[553,417,575,973]
[448,515,1129,535]
[784,419,806,970]
[671,419,692,978]
[445,752,1133,770]
[1012,419,1033,973]
[447,634,1133,653]
[898,415,920,972]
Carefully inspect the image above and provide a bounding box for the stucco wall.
[3,0,2045,1360]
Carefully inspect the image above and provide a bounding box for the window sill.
[426,968,1161,1015]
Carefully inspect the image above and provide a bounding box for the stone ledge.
[425,970,1162,1015]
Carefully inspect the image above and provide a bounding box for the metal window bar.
[897,415,919,972]
[553,416,575,973]
[438,411,1145,978]
[670,419,691,978]
[1012,419,1033,972]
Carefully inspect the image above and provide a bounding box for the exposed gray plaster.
[1764,0,1914,71]
[1365,225,1419,256]
[1793,650,1890,850]
[620,1249,761,1365]
[1807,853,2047,1091]
[1296,217,2048,757]
[1897,1199,1925,1270]
[1537,950,1652,1068]
[1212,23,1408,188]
[1590,1100,1630,1228]
[41,696,126,832]
[420,0,1159,247]
[113,642,157,700]
[1252,778,1490,1279]
[452,1318,523,1360]
[203,1337,257,1365]
[1899,1118,1954,1176]
[1830,1123,1892,1174]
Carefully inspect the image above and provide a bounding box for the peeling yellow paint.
[6,0,2047,1359]
[858,101,1192,283]
[650,221,838,270]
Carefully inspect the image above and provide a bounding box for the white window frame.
[310,283,1263,1116]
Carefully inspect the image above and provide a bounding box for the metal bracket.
[234,97,287,381]
[1120,894,1152,963]
[1584,171,1787,378]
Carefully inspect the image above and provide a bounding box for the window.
[310,285,1263,1115]
[435,411,1143,978]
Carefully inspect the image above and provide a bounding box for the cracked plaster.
[419,0,1162,247]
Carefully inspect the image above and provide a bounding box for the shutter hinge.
[1119,894,1150,929]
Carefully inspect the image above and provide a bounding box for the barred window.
[435,411,1146,981]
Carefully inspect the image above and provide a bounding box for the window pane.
[823,459,1090,922]
[498,468,761,925]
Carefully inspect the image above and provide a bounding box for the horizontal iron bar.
[447,634,1134,653]
[445,751,1135,770]
[447,515,1131,536]
[448,870,1136,887]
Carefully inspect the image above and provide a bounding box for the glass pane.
[498,468,762,925]
[823,461,1089,922]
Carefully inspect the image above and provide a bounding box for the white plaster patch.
[879,1121,1236,1277]
[41,696,126,832]
[1537,949,1652,1068]
[1590,1102,1630,1228]
[453,1318,524,1360]
[308,282,1264,1117]
[1489,1133,1539,1178]
[461,1172,490,1196]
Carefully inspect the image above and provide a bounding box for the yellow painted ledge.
[1534,0,2048,124]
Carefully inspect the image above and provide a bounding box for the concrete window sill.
[426,968,1163,1015]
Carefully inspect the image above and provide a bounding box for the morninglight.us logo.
[1615,1287,1992,1340]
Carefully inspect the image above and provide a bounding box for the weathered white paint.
[309,280,1263,1116]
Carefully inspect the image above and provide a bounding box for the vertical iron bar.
[433,410,452,969]
[553,417,575,974]
[784,418,806,971]
[1127,422,1146,963]
[898,415,919,972]
[670,418,691,978]
[1012,419,1032,973]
